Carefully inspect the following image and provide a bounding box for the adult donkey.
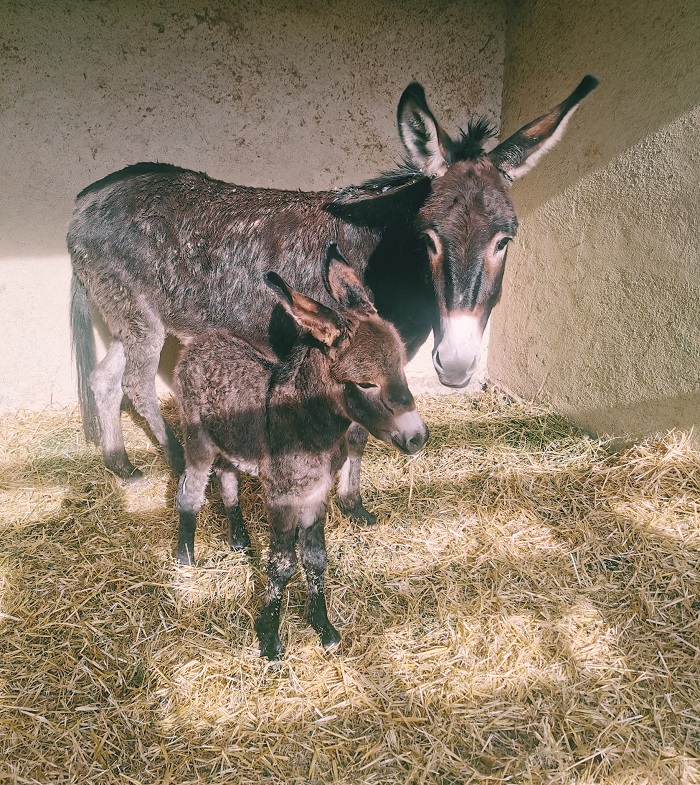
[68,75,598,523]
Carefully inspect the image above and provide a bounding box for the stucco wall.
[488,0,700,438]
[0,0,505,410]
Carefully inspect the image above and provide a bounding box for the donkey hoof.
[124,467,144,483]
[229,536,251,552]
[176,548,194,566]
[227,510,251,552]
[258,635,284,661]
[321,625,341,652]
[339,499,377,527]
[255,619,285,660]
[107,458,143,482]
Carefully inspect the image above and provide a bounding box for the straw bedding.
[0,392,698,784]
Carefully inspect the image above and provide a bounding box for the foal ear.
[264,272,343,347]
[398,82,457,177]
[323,244,376,316]
[489,74,599,181]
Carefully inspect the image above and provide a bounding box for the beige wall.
[0,0,505,410]
[488,0,700,438]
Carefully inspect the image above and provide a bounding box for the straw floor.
[1,392,699,784]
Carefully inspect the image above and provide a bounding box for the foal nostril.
[407,425,429,453]
[434,351,444,371]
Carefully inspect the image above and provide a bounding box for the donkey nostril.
[434,351,443,370]
[408,430,427,452]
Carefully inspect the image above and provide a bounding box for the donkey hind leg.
[215,462,251,553]
[298,511,340,652]
[89,340,142,481]
[255,506,298,660]
[175,426,218,565]
[120,326,184,474]
[336,423,376,526]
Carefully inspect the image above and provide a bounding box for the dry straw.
[0,392,698,784]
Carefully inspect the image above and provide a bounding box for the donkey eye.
[496,237,511,252]
[356,382,378,390]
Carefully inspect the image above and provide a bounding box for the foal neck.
[266,343,350,454]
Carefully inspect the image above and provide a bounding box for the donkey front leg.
[215,463,251,553]
[175,427,217,565]
[255,507,297,660]
[299,514,340,651]
[337,423,376,525]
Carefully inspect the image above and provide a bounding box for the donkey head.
[397,74,599,387]
[265,245,429,455]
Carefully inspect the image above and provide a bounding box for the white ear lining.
[503,104,579,181]
[400,112,448,177]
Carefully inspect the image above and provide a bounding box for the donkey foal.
[174,245,428,659]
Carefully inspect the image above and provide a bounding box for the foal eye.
[496,237,511,252]
[356,382,378,390]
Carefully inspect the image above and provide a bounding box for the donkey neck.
[265,343,350,457]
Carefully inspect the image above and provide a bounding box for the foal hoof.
[229,535,251,553]
[258,633,285,661]
[339,499,377,527]
[227,509,251,553]
[321,625,341,652]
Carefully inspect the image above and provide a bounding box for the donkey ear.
[327,173,432,228]
[323,244,376,316]
[264,272,343,347]
[489,74,599,181]
[398,82,457,177]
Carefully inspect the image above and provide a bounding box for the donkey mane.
[453,117,498,161]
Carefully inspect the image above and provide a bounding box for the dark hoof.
[320,624,341,652]
[229,535,251,553]
[228,509,251,552]
[256,628,284,661]
[106,457,143,482]
[176,547,194,566]
[338,498,377,527]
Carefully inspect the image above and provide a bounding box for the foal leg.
[175,425,217,565]
[298,513,340,651]
[89,339,141,481]
[215,463,251,552]
[336,423,376,525]
[255,505,297,660]
[121,324,184,474]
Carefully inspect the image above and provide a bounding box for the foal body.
[174,247,428,659]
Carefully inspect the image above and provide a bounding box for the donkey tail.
[70,273,100,444]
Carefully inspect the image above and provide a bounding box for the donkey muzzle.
[433,312,483,388]
[433,348,479,388]
[390,410,429,455]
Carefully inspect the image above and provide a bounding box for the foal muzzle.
[390,410,429,455]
